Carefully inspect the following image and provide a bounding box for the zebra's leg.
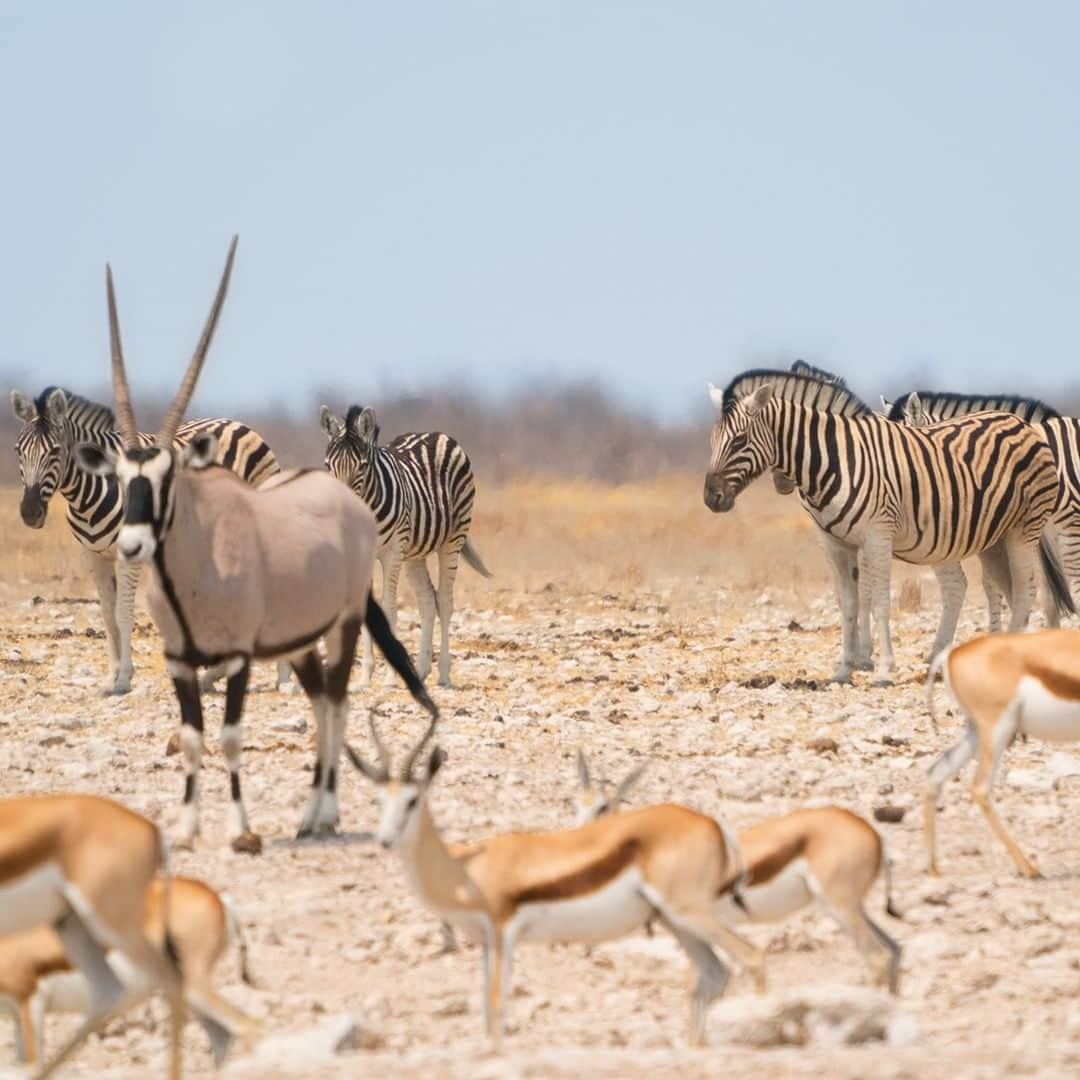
[80,548,124,694]
[863,529,895,686]
[293,649,330,839]
[1039,528,1064,629]
[855,549,873,671]
[928,562,966,662]
[1003,538,1038,630]
[221,657,260,854]
[820,534,859,683]
[167,660,205,849]
[110,558,140,695]
[978,548,1006,633]
[435,546,461,687]
[405,559,437,682]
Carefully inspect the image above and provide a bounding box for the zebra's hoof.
[101,683,132,697]
[854,658,874,672]
[231,831,263,855]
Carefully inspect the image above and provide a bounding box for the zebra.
[885,388,1080,629]
[704,369,1073,684]
[320,403,491,687]
[10,386,284,694]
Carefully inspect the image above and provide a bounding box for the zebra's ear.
[75,442,117,477]
[707,382,725,415]
[10,390,36,422]
[357,406,379,444]
[180,432,218,471]
[746,384,773,415]
[903,392,930,427]
[43,388,68,424]
[879,395,893,412]
[320,405,344,439]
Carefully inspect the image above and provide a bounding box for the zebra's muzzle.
[703,480,734,513]
[19,486,47,528]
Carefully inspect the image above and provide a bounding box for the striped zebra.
[775,364,1017,667]
[320,403,491,687]
[704,370,1073,683]
[10,386,282,694]
[885,389,1080,628]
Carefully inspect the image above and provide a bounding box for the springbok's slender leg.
[662,917,730,1047]
[317,615,363,833]
[406,560,437,682]
[690,912,768,993]
[1004,538,1038,630]
[168,660,205,848]
[222,658,259,854]
[923,722,979,874]
[863,528,895,685]
[929,562,967,662]
[970,706,1039,877]
[481,922,506,1046]
[292,649,330,839]
[435,547,461,687]
[820,534,859,683]
[17,996,36,1064]
[80,548,124,694]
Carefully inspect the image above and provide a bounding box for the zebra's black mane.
[32,386,117,432]
[721,368,871,418]
[885,390,1060,423]
[789,359,847,388]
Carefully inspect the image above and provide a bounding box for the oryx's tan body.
[925,628,1080,877]
[0,794,184,1078]
[147,467,376,666]
[0,875,256,1066]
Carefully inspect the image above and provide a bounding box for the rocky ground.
[0,479,1077,1078]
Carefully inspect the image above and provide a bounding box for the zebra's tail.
[462,539,493,578]
[1039,533,1076,618]
[220,892,257,987]
[365,593,439,720]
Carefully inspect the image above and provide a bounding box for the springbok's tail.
[925,648,951,734]
[220,893,256,987]
[717,817,751,913]
[462,539,493,578]
[365,593,439,720]
[1039,533,1076,619]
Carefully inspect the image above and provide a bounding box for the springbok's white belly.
[509,868,651,945]
[0,864,66,937]
[715,858,814,924]
[1017,677,1080,743]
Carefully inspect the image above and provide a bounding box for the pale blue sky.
[2,2,1078,420]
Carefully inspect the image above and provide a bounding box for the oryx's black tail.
[365,593,439,719]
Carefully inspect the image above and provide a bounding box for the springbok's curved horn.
[106,265,138,446]
[158,235,238,445]
[400,716,437,781]
[367,708,392,780]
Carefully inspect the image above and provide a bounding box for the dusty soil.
[0,479,1077,1078]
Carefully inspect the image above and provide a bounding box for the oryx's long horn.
[400,716,437,781]
[367,708,391,779]
[106,265,138,446]
[158,235,238,444]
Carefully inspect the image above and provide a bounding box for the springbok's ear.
[426,745,447,783]
[707,382,725,415]
[745,384,773,415]
[320,405,344,439]
[43,388,68,424]
[576,749,592,789]
[10,390,35,422]
[614,763,646,804]
[75,443,117,476]
[180,432,218,470]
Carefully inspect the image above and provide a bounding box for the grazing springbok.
[75,237,438,853]
[925,628,1080,878]
[0,875,257,1067]
[0,794,185,1078]
[571,759,901,993]
[346,717,766,1048]
[574,750,646,826]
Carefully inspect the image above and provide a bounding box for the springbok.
[574,750,646,826]
[571,757,901,993]
[0,874,256,1067]
[75,237,438,853]
[346,717,768,1048]
[925,628,1080,878]
[0,793,185,1078]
